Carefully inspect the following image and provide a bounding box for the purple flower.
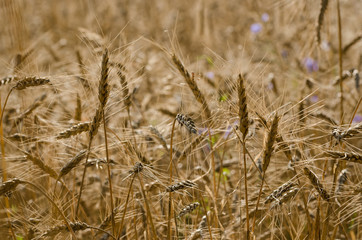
[267,81,274,90]
[250,23,262,34]
[352,114,362,123]
[205,71,215,80]
[303,57,319,72]
[281,50,288,59]
[223,121,239,139]
[310,95,319,103]
[261,13,269,22]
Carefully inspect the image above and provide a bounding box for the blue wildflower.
[352,114,362,123]
[261,13,269,22]
[205,71,215,80]
[303,57,319,72]
[250,23,262,34]
[310,95,319,103]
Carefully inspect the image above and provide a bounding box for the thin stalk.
[337,0,344,124]
[315,200,321,240]
[132,189,138,239]
[127,108,137,146]
[103,109,115,236]
[200,196,213,240]
[206,127,220,230]
[349,97,362,126]
[137,174,157,239]
[75,141,92,217]
[167,118,177,240]
[22,180,77,239]
[251,171,265,234]
[0,88,14,127]
[118,174,136,238]
[0,91,16,240]
[242,140,250,239]
[292,169,313,234]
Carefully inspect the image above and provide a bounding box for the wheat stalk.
[76,49,111,218]
[252,114,279,234]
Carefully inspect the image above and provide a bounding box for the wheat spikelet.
[172,54,211,119]
[129,162,144,174]
[98,49,110,107]
[298,98,305,123]
[74,93,82,121]
[238,74,249,139]
[13,77,50,90]
[176,113,197,134]
[270,187,299,209]
[85,158,115,168]
[0,178,22,196]
[88,49,111,141]
[166,180,196,192]
[56,122,90,139]
[0,76,18,86]
[89,108,103,140]
[25,151,59,180]
[303,167,330,201]
[336,169,348,193]
[332,122,362,142]
[316,0,329,44]
[178,202,200,217]
[149,126,168,151]
[265,181,296,204]
[262,114,279,172]
[352,69,360,90]
[58,150,87,179]
[116,63,131,110]
[188,229,202,240]
[258,112,292,161]
[40,221,89,238]
[327,151,362,165]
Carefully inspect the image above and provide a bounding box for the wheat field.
[0,0,361,239]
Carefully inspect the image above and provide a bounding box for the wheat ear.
[238,73,250,239]
[327,151,362,165]
[56,122,90,139]
[303,167,330,201]
[76,49,111,220]
[172,54,211,119]
[316,0,329,44]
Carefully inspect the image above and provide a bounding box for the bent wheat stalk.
[252,114,279,234]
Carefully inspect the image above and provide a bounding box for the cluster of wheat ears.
[0,0,361,239]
